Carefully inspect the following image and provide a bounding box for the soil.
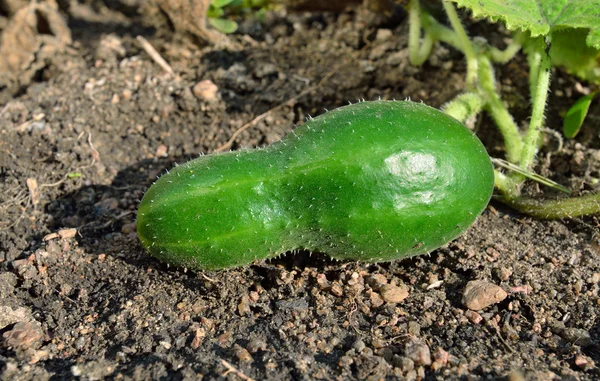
[1,2,600,380]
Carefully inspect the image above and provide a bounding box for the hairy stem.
[423,14,462,50]
[478,55,523,163]
[526,41,543,103]
[442,92,483,123]
[442,1,478,88]
[494,170,520,199]
[520,42,551,172]
[499,192,600,219]
[489,38,522,64]
[408,0,434,66]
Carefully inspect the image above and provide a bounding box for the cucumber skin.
[137,101,494,270]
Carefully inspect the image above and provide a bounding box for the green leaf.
[550,28,600,84]
[450,0,600,49]
[206,7,224,18]
[68,172,82,179]
[211,0,236,9]
[208,17,239,34]
[563,92,597,138]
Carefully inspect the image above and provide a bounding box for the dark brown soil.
[1,2,600,380]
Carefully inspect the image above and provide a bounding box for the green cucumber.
[137,101,494,270]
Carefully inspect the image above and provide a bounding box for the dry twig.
[200,272,217,283]
[220,359,255,381]
[136,35,174,76]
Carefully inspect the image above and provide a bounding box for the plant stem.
[520,42,551,171]
[442,1,478,88]
[494,170,520,199]
[526,39,543,102]
[499,192,600,219]
[478,55,523,163]
[489,38,522,64]
[442,92,483,123]
[423,14,462,51]
[408,0,434,66]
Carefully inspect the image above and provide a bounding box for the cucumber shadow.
[45,155,194,269]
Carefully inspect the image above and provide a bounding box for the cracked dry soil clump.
[1,2,600,380]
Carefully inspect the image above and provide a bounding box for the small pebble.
[392,355,414,372]
[366,274,387,290]
[352,339,366,352]
[234,344,253,362]
[75,336,87,350]
[316,274,330,290]
[559,327,592,346]
[238,296,251,315]
[404,340,431,366]
[386,51,408,66]
[330,283,343,297]
[192,80,219,102]
[121,222,136,234]
[495,267,512,281]
[408,321,420,336]
[507,370,526,381]
[574,354,594,369]
[0,273,17,298]
[464,310,483,324]
[246,338,267,353]
[431,347,449,370]
[462,280,507,310]
[58,228,77,240]
[375,29,392,41]
[369,291,384,308]
[190,327,205,350]
[155,144,168,157]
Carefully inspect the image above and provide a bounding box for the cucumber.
[137,101,494,270]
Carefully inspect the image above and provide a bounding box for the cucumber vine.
[407,0,600,218]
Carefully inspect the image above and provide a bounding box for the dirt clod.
[0,306,33,330]
[379,283,409,303]
[3,322,44,352]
